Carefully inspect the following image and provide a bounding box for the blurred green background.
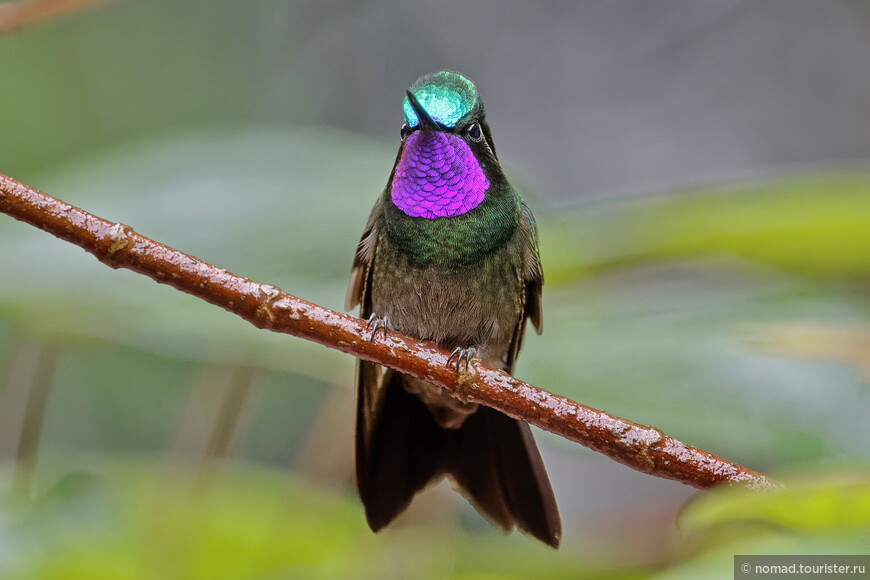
[0,1,868,578]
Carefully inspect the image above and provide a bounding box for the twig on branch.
[0,0,110,33]
[0,172,776,490]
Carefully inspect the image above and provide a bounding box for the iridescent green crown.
[403,71,479,128]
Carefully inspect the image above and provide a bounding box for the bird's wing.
[345,198,383,312]
[505,201,543,373]
[346,197,384,496]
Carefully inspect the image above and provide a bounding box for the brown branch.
[0,0,110,33]
[0,172,776,490]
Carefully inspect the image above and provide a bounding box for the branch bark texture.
[0,172,776,490]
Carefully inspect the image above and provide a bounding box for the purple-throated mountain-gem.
[346,71,561,547]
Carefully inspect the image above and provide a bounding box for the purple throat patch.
[391,132,489,219]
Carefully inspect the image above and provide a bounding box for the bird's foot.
[447,346,478,373]
[366,313,391,342]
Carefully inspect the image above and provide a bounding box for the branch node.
[254,284,282,328]
[622,426,664,472]
[100,222,134,268]
[452,362,480,401]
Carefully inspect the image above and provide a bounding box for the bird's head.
[391,71,500,219]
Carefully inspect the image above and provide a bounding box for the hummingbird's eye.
[466,123,483,142]
[400,124,412,141]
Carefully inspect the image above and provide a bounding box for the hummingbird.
[346,71,560,547]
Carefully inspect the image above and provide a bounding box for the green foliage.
[681,470,870,533]
[543,173,870,282]
[0,465,640,580]
[2,465,867,579]
[656,472,870,579]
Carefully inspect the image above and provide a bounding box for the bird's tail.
[355,368,561,548]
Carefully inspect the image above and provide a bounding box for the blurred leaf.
[680,470,870,533]
[650,470,870,580]
[0,462,639,580]
[6,462,866,579]
[544,173,870,283]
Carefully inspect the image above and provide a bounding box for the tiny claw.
[447,347,478,373]
[366,314,391,342]
[447,347,461,368]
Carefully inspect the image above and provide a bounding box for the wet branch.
[0,172,776,490]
